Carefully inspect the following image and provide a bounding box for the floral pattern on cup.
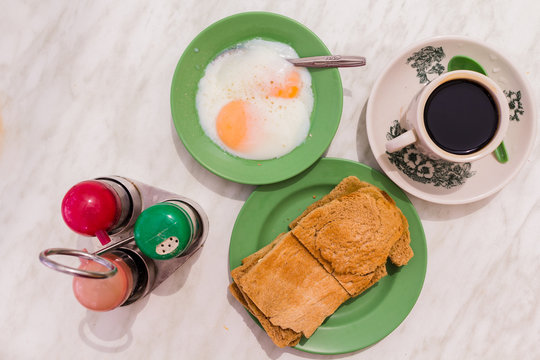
[386,120,476,189]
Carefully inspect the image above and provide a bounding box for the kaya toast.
[290,182,407,296]
[229,176,414,347]
[232,232,349,340]
[289,176,413,267]
[230,233,301,347]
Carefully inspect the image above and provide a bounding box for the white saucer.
[366,35,537,204]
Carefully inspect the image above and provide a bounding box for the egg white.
[196,39,314,160]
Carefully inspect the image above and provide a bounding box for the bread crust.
[230,233,302,347]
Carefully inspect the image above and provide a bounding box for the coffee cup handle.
[385,130,418,153]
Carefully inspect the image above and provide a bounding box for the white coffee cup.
[385,70,509,163]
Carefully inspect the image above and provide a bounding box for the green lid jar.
[134,201,200,260]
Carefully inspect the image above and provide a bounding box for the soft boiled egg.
[196,39,314,160]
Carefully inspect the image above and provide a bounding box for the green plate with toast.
[228,158,427,354]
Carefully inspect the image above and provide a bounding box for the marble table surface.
[1,1,539,359]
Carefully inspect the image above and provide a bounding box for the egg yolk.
[270,71,301,98]
[216,100,249,150]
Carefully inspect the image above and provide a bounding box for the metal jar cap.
[133,201,197,260]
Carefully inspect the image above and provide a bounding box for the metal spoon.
[447,55,508,163]
[287,55,366,68]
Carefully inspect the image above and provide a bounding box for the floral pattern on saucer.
[386,45,524,188]
[406,45,446,84]
[366,36,537,204]
[386,121,475,189]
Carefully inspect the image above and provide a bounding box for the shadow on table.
[355,99,379,170]
[152,245,204,296]
[169,117,253,202]
[76,224,206,352]
[226,288,374,360]
[77,297,149,353]
[406,192,496,221]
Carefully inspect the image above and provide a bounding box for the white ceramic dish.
[366,35,537,204]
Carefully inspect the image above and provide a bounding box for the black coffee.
[424,79,499,155]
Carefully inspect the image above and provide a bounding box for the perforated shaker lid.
[133,202,195,260]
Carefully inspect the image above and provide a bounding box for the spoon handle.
[494,141,509,163]
[287,55,366,68]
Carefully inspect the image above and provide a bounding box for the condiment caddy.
[40,176,209,311]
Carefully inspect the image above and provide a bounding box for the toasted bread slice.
[289,176,373,229]
[230,233,302,347]
[229,283,301,347]
[289,176,413,267]
[389,214,413,266]
[234,232,350,338]
[291,187,404,296]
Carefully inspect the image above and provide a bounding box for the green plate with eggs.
[171,12,343,185]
